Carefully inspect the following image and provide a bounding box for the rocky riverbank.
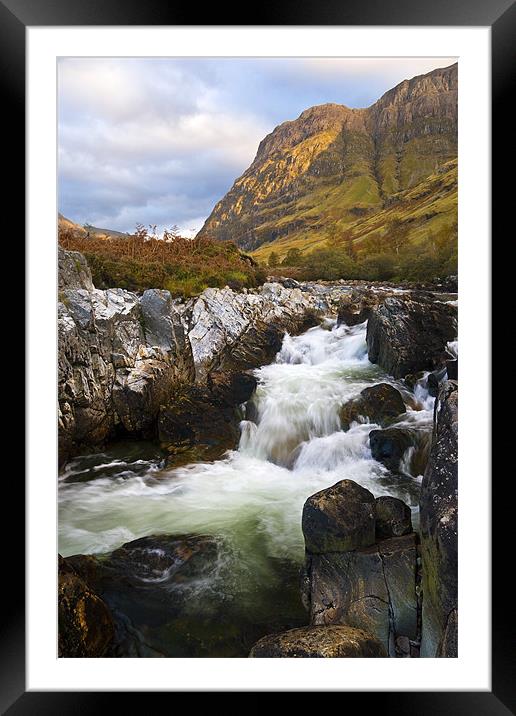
[58,248,458,658]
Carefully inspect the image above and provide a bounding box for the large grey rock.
[304,534,418,656]
[58,250,348,464]
[302,480,376,554]
[249,625,387,658]
[186,283,322,381]
[58,259,195,462]
[366,295,457,378]
[58,246,94,291]
[419,380,458,657]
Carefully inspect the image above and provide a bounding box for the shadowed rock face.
[366,295,457,378]
[58,555,114,658]
[58,252,326,463]
[375,496,413,540]
[249,625,387,658]
[419,380,458,657]
[369,427,415,472]
[300,480,418,656]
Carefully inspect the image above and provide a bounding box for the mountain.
[199,63,457,261]
[58,213,128,240]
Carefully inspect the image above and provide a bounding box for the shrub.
[59,225,264,297]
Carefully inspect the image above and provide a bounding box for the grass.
[59,225,266,297]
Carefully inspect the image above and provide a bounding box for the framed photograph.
[5,0,508,708]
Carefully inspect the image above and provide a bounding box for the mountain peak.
[200,64,457,256]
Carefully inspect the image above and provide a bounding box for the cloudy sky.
[58,57,456,235]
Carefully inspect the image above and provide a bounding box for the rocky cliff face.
[419,380,458,657]
[199,63,457,257]
[58,249,329,464]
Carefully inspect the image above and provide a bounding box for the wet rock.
[366,295,457,378]
[375,496,412,539]
[340,383,406,430]
[419,380,458,657]
[58,555,114,657]
[105,534,219,587]
[58,250,330,463]
[302,480,376,554]
[65,535,224,657]
[158,385,241,461]
[336,287,395,327]
[369,428,415,471]
[207,370,257,407]
[446,359,458,380]
[427,366,447,397]
[305,534,418,655]
[249,625,387,658]
[436,609,458,658]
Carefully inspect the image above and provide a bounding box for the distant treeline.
[267,220,458,282]
[59,224,266,297]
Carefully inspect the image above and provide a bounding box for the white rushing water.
[59,319,431,565]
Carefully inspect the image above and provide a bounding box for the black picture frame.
[4,0,509,710]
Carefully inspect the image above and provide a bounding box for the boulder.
[375,496,412,539]
[249,625,387,658]
[65,534,224,657]
[336,287,395,327]
[58,270,195,462]
[305,534,418,655]
[369,428,415,471]
[187,283,322,381]
[436,609,458,658]
[419,380,458,657]
[366,295,457,378]
[302,480,376,554]
[58,250,330,463]
[58,246,94,291]
[340,383,406,430]
[158,385,241,461]
[58,555,114,657]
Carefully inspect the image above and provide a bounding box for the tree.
[343,231,356,261]
[282,248,303,266]
[268,251,279,268]
[387,217,410,255]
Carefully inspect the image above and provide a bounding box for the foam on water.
[59,320,429,564]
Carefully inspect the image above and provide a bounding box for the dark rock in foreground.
[419,380,458,657]
[366,295,457,378]
[158,385,242,462]
[302,479,376,554]
[369,427,415,472]
[375,496,412,539]
[58,555,114,657]
[249,625,387,658]
[301,480,418,656]
[339,383,406,430]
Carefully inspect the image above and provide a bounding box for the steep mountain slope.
[199,63,457,260]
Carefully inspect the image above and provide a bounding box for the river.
[58,317,436,656]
